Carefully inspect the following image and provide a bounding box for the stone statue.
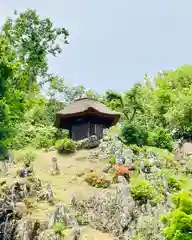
[2,161,8,176]
[46,184,54,204]
[51,157,60,175]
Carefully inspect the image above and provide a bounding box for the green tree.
[0,9,69,153]
[105,83,144,122]
[1,9,69,92]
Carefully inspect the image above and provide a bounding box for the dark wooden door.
[90,123,96,136]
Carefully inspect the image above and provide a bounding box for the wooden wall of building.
[71,122,89,140]
[70,122,104,141]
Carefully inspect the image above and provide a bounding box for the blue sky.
[0,1,192,92]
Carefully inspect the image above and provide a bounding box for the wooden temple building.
[55,97,121,141]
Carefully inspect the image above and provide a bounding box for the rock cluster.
[78,135,100,149]
[0,178,81,240]
[72,135,184,239]
[71,183,166,239]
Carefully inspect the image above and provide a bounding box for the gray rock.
[102,164,112,173]
[38,229,56,240]
[150,166,159,173]
[117,176,128,185]
[119,213,128,228]
[140,161,145,172]
[79,135,100,149]
[48,204,70,228]
[180,160,186,165]
[122,149,134,163]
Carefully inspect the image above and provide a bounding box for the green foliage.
[130,177,155,203]
[32,126,57,149]
[84,172,111,188]
[147,127,173,151]
[2,9,69,91]
[108,155,116,165]
[11,123,58,150]
[121,122,148,146]
[105,83,144,122]
[55,138,76,154]
[53,222,66,236]
[162,192,192,240]
[122,123,173,151]
[14,147,36,163]
[0,9,69,153]
[167,176,182,192]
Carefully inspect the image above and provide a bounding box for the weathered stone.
[79,135,100,149]
[117,176,128,185]
[51,157,60,175]
[123,149,134,166]
[38,229,56,240]
[46,184,54,204]
[150,166,159,173]
[102,164,112,173]
[48,204,70,228]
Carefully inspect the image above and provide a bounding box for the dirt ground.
[2,149,114,239]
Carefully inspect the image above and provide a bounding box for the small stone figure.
[72,226,80,240]
[10,186,16,205]
[46,184,54,204]
[51,157,60,175]
[2,161,8,176]
[8,150,16,167]
[71,220,80,240]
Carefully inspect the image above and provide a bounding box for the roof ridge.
[74,97,96,102]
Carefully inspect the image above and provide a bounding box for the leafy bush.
[32,126,57,149]
[147,127,173,151]
[55,138,76,154]
[130,177,155,203]
[108,154,116,165]
[167,176,182,192]
[84,172,111,188]
[14,147,36,163]
[53,222,66,236]
[11,123,58,150]
[161,192,192,240]
[121,122,148,146]
[122,123,173,151]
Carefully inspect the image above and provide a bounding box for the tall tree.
[0,9,69,153]
[1,9,69,93]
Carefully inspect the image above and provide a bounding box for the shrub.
[147,127,173,152]
[84,172,111,188]
[11,123,59,150]
[167,176,182,192]
[108,155,116,165]
[121,122,148,146]
[32,126,57,149]
[53,222,66,236]
[121,123,173,151]
[14,147,36,163]
[55,138,76,154]
[161,192,192,240]
[130,177,155,203]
